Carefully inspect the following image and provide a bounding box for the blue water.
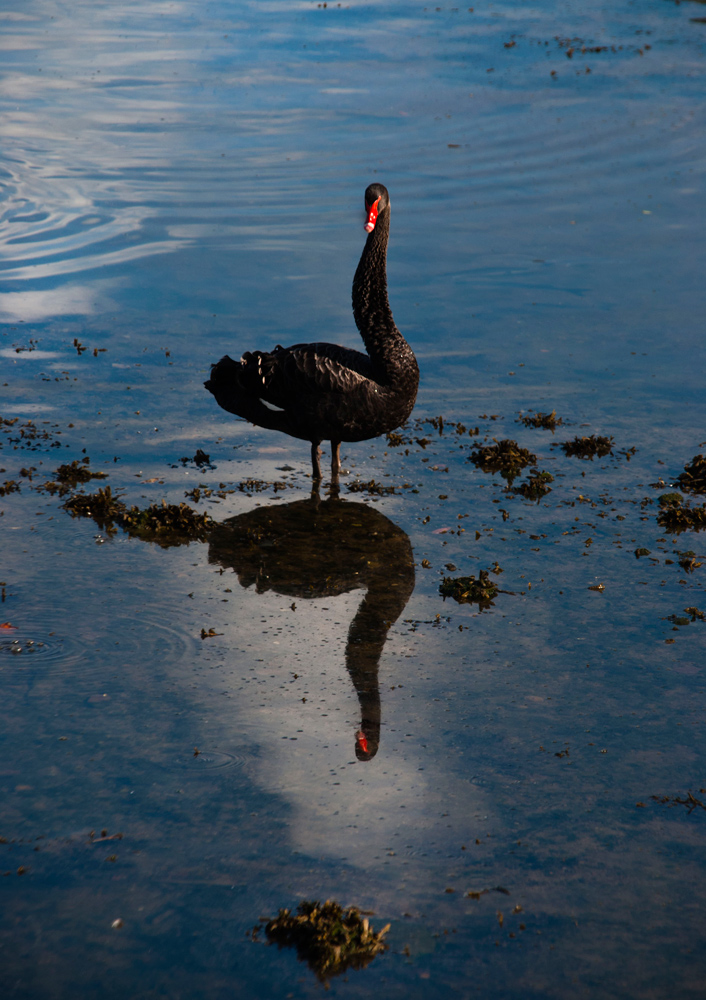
[1,0,705,997]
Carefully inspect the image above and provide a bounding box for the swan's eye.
[364,197,380,232]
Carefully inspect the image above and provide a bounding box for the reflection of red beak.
[364,198,380,233]
[355,729,369,755]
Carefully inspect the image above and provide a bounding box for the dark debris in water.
[466,885,511,900]
[676,551,703,573]
[252,900,389,983]
[468,439,536,483]
[347,479,401,496]
[518,409,563,431]
[440,569,499,610]
[646,791,706,814]
[675,454,706,495]
[236,478,291,493]
[177,449,214,469]
[510,468,554,500]
[39,458,109,496]
[656,493,706,533]
[1,416,64,452]
[559,434,614,459]
[386,417,480,450]
[63,487,212,546]
[666,606,705,627]
[1,637,45,655]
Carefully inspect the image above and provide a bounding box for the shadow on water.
[207,493,415,761]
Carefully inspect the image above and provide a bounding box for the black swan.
[204,183,419,482]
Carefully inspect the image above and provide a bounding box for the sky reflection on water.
[1,0,705,997]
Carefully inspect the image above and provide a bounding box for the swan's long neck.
[352,210,408,380]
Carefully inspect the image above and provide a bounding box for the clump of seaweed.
[675,454,706,495]
[63,486,127,530]
[468,439,536,484]
[237,479,290,493]
[253,900,389,983]
[178,449,214,469]
[40,458,109,495]
[685,606,705,621]
[385,430,412,448]
[63,488,212,546]
[559,435,614,459]
[656,493,706,533]
[510,468,554,500]
[55,458,108,487]
[676,551,703,573]
[666,607,705,627]
[518,409,563,431]
[347,479,400,496]
[119,501,212,546]
[0,480,21,497]
[439,569,499,610]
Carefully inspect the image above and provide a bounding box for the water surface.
[1,0,705,997]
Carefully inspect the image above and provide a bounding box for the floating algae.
[675,454,706,494]
[119,501,213,546]
[559,434,614,459]
[648,792,706,814]
[439,569,499,610]
[468,439,536,484]
[39,458,109,496]
[510,469,554,500]
[63,488,212,546]
[518,409,563,431]
[666,607,705,627]
[63,486,126,531]
[347,479,401,496]
[178,448,214,469]
[656,493,706,533]
[55,459,108,487]
[253,899,389,983]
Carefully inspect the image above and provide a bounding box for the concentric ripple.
[167,749,249,772]
[0,610,198,680]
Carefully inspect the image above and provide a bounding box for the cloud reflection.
[0,279,120,321]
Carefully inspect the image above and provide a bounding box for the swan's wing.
[241,342,375,407]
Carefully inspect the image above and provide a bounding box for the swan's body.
[204,184,419,482]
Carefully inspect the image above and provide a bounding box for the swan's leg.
[331,441,341,483]
[311,441,322,481]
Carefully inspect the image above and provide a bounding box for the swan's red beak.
[364,198,380,233]
[355,729,369,754]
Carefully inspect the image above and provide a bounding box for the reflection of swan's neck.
[346,584,404,762]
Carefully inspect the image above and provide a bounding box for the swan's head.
[364,183,389,233]
[355,727,379,761]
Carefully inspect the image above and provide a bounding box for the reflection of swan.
[207,495,415,760]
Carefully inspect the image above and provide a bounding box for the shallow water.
[1,0,705,997]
